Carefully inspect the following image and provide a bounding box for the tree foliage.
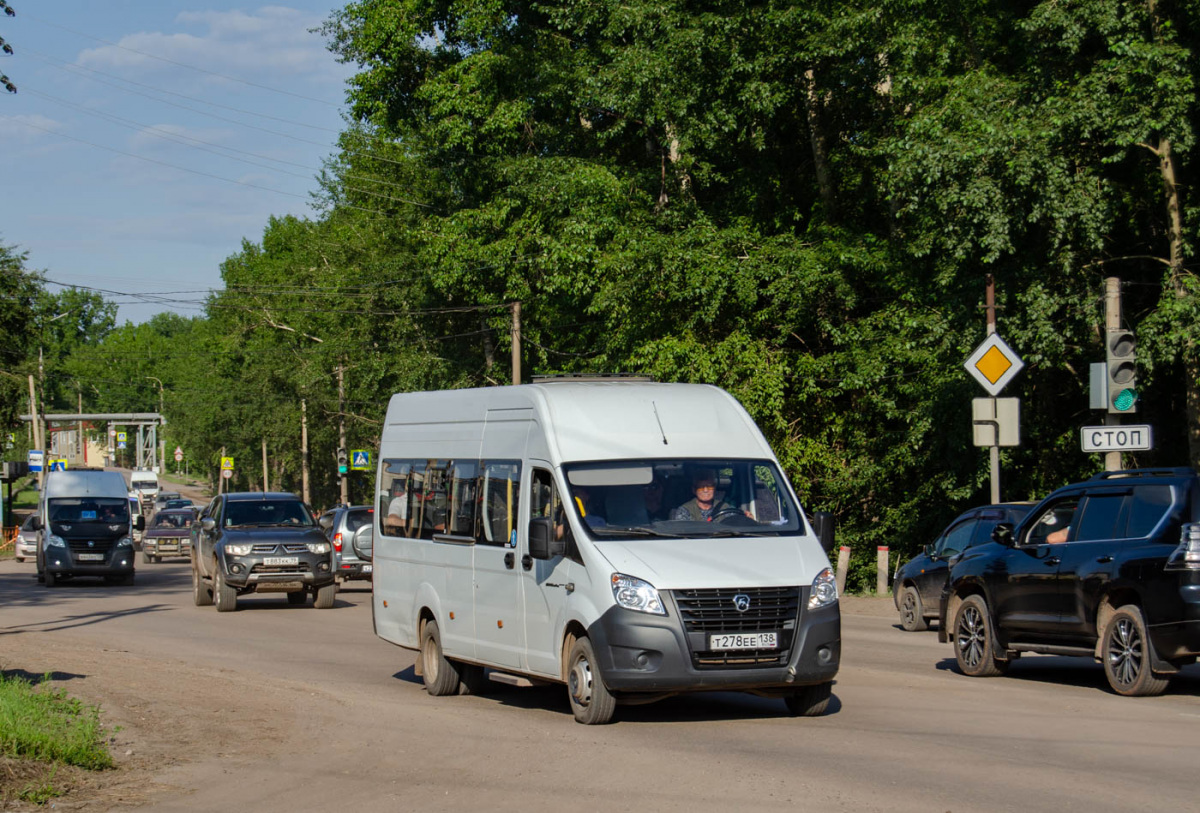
[7,0,1197,590]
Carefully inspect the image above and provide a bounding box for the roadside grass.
[0,671,114,805]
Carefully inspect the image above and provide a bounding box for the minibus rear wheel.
[567,637,616,725]
[421,619,463,696]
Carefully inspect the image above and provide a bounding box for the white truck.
[360,379,840,724]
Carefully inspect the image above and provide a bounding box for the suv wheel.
[1102,606,1169,697]
[192,559,213,606]
[953,595,1008,677]
[214,566,238,612]
[899,586,929,632]
[313,582,337,609]
[420,619,463,697]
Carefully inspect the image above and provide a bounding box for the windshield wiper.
[590,526,685,538]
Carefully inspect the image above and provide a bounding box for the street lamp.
[146,377,165,472]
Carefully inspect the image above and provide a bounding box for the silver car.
[15,514,38,562]
[317,505,374,584]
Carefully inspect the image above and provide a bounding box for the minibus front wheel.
[567,637,616,725]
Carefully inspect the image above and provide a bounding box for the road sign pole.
[1105,278,1123,472]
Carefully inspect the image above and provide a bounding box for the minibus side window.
[532,468,582,564]
[380,459,422,538]
[479,461,521,547]
[412,460,450,540]
[445,460,479,537]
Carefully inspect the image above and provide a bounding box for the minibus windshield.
[48,498,130,525]
[562,459,804,539]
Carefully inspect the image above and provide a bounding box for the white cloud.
[76,6,345,83]
[0,113,66,141]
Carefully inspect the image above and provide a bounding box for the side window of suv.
[1072,493,1128,542]
[1125,485,1173,538]
[1026,497,1080,544]
[938,519,978,557]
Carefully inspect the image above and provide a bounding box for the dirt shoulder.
[0,634,312,812]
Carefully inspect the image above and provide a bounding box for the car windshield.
[48,497,130,525]
[561,458,804,540]
[152,512,192,530]
[224,500,314,528]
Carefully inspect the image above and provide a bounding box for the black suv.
[940,468,1200,696]
[190,492,337,612]
[893,502,1033,631]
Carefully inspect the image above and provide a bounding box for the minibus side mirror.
[991,522,1014,546]
[811,511,835,554]
[529,517,564,560]
[352,526,373,562]
[31,515,42,531]
[135,515,145,531]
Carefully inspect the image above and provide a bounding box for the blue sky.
[0,2,355,324]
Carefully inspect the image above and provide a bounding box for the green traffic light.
[1113,388,1137,411]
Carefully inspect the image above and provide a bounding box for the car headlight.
[307,541,331,554]
[117,536,132,548]
[46,534,66,548]
[807,567,838,609]
[611,573,666,615]
[225,543,253,556]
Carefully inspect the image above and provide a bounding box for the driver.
[671,469,735,522]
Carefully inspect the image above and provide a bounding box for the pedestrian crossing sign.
[351,450,370,471]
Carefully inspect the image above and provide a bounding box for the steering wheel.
[708,507,747,523]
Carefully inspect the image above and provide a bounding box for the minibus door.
[473,434,529,668]
[522,465,573,676]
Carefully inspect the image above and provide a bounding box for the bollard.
[877,546,889,596]
[835,545,850,595]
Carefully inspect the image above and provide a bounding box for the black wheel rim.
[1107,617,1142,687]
[956,605,986,669]
[902,592,918,627]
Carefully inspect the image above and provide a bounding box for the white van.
[130,469,159,501]
[363,380,840,724]
[34,468,143,586]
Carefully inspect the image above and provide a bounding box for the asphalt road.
[1,558,1198,812]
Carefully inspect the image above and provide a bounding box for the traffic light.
[1106,328,1138,413]
[337,448,348,474]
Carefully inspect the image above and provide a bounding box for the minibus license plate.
[77,553,105,562]
[264,557,299,566]
[709,632,778,651]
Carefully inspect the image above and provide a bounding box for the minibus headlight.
[46,534,66,549]
[225,543,253,556]
[117,536,132,548]
[307,541,331,555]
[807,567,838,609]
[611,573,667,616]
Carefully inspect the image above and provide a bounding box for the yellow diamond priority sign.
[964,333,1024,396]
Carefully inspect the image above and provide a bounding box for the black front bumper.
[44,545,135,577]
[588,590,840,695]
[222,551,335,591]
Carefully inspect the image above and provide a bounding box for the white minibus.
[361,379,840,724]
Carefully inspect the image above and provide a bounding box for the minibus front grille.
[674,586,800,670]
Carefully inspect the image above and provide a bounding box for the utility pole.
[219,445,226,496]
[262,437,269,493]
[511,301,521,385]
[337,364,348,505]
[28,374,43,490]
[301,399,310,505]
[1105,277,1123,472]
[147,377,165,474]
[985,275,1000,504]
[77,387,84,465]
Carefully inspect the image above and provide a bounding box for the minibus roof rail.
[531,373,656,383]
